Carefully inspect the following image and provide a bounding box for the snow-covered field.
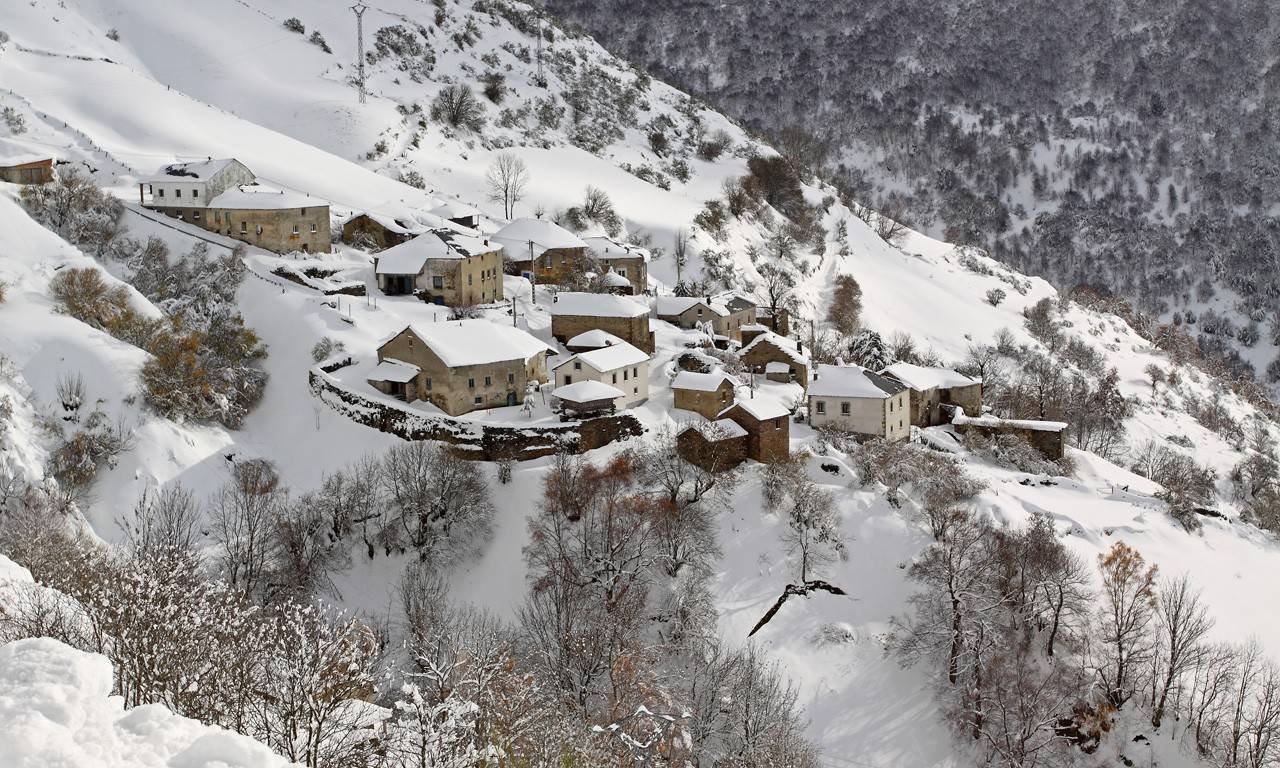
[2,1,1280,765]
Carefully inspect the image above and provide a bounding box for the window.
[240,222,247,234]
[432,276,444,289]
[310,223,318,233]
[840,402,850,415]
[633,387,638,394]
[192,211,200,221]
[564,375,572,385]
[508,373,515,383]
[157,188,164,198]
[484,376,492,386]
[816,401,826,415]
[425,378,432,390]
[468,378,475,389]
[191,189,199,199]
[224,211,231,223]
[696,308,704,316]
[175,189,182,198]
[632,367,638,377]
[474,396,482,404]
[612,373,618,384]
[623,369,629,381]
[617,268,627,278]
[292,224,300,235]
[468,275,473,286]
[573,362,581,370]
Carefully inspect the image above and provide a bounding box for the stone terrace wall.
[311,360,645,461]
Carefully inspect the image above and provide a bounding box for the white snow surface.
[809,364,904,399]
[550,291,649,318]
[393,320,554,368]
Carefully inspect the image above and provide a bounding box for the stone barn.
[373,229,504,306]
[881,362,983,427]
[550,292,654,353]
[677,419,748,472]
[951,412,1068,460]
[585,235,650,294]
[739,331,810,388]
[671,370,738,420]
[718,395,792,464]
[492,217,590,286]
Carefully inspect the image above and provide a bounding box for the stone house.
[654,293,757,343]
[676,419,748,472]
[341,201,440,250]
[671,370,738,420]
[552,340,650,410]
[550,292,655,353]
[367,320,554,416]
[739,331,810,388]
[880,363,983,427]
[141,159,330,254]
[492,217,590,286]
[585,235,649,294]
[0,155,55,184]
[950,411,1067,460]
[807,364,910,442]
[718,395,792,464]
[374,229,504,306]
[428,200,481,230]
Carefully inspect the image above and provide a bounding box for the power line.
[351,2,369,104]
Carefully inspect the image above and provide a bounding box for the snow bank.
[0,637,295,768]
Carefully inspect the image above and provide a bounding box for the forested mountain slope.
[546,0,1280,390]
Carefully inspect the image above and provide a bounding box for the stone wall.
[673,384,734,419]
[677,429,746,472]
[419,251,504,306]
[954,422,1066,460]
[341,215,410,250]
[312,364,645,461]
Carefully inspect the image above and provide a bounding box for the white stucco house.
[807,364,911,441]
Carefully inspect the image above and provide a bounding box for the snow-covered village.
[2,2,1280,767]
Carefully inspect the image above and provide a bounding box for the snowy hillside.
[3,1,1280,767]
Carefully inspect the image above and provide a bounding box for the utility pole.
[528,239,537,300]
[351,3,368,104]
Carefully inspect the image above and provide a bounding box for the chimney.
[797,340,804,353]
[813,369,819,381]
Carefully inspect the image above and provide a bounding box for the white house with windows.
[807,364,910,441]
[552,340,650,409]
[142,158,254,208]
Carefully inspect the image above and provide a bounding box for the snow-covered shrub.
[308,30,331,53]
[2,106,26,134]
[968,432,1070,476]
[48,409,131,499]
[985,287,1007,306]
[696,129,733,161]
[0,279,7,304]
[480,70,505,103]
[430,84,486,132]
[282,17,305,33]
[21,170,124,252]
[561,185,621,237]
[372,24,435,81]
[693,199,727,240]
[47,268,134,332]
[141,314,267,428]
[310,336,346,363]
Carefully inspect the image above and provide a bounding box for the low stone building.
[654,293,757,343]
[342,201,440,250]
[492,217,590,286]
[368,320,554,416]
[950,410,1068,460]
[141,159,330,254]
[550,292,655,353]
[677,419,748,471]
[551,380,624,421]
[739,331,810,388]
[585,235,649,294]
[880,363,983,427]
[718,395,792,464]
[808,364,911,442]
[671,370,738,420]
[552,340,650,410]
[0,155,55,184]
[739,323,771,348]
[373,229,504,306]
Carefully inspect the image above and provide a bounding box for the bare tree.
[211,458,286,600]
[1150,573,1214,728]
[486,152,529,219]
[1095,541,1158,708]
[118,483,201,558]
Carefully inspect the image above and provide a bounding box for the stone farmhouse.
[717,395,792,464]
[373,229,504,306]
[739,331,811,387]
[342,201,440,250]
[367,320,554,416]
[676,419,748,472]
[880,362,983,427]
[807,364,911,441]
[550,292,655,353]
[671,370,738,420]
[0,154,55,184]
[492,217,590,286]
[141,158,330,253]
[552,340,650,410]
[654,293,757,343]
[584,235,650,294]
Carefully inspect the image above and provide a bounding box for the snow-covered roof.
[367,358,420,384]
[680,418,749,441]
[555,341,649,373]
[600,268,632,288]
[147,157,240,182]
[387,320,555,368]
[566,329,627,349]
[585,235,650,263]
[722,394,792,421]
[551,292,649,318]
[350,200,449,235]
[429,200,480,222]
[881,362,978,391]
[553,380,625,403]
[741,331,809,365]
[209,183,318,210]
[765,361,791,373]
[952,412,1067,432]
[492,217,588,257]
[809,364,906,399]
[740,323,770,333]
[0,153,52,167]
[655,295,727,318]
[672,370,738,392]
